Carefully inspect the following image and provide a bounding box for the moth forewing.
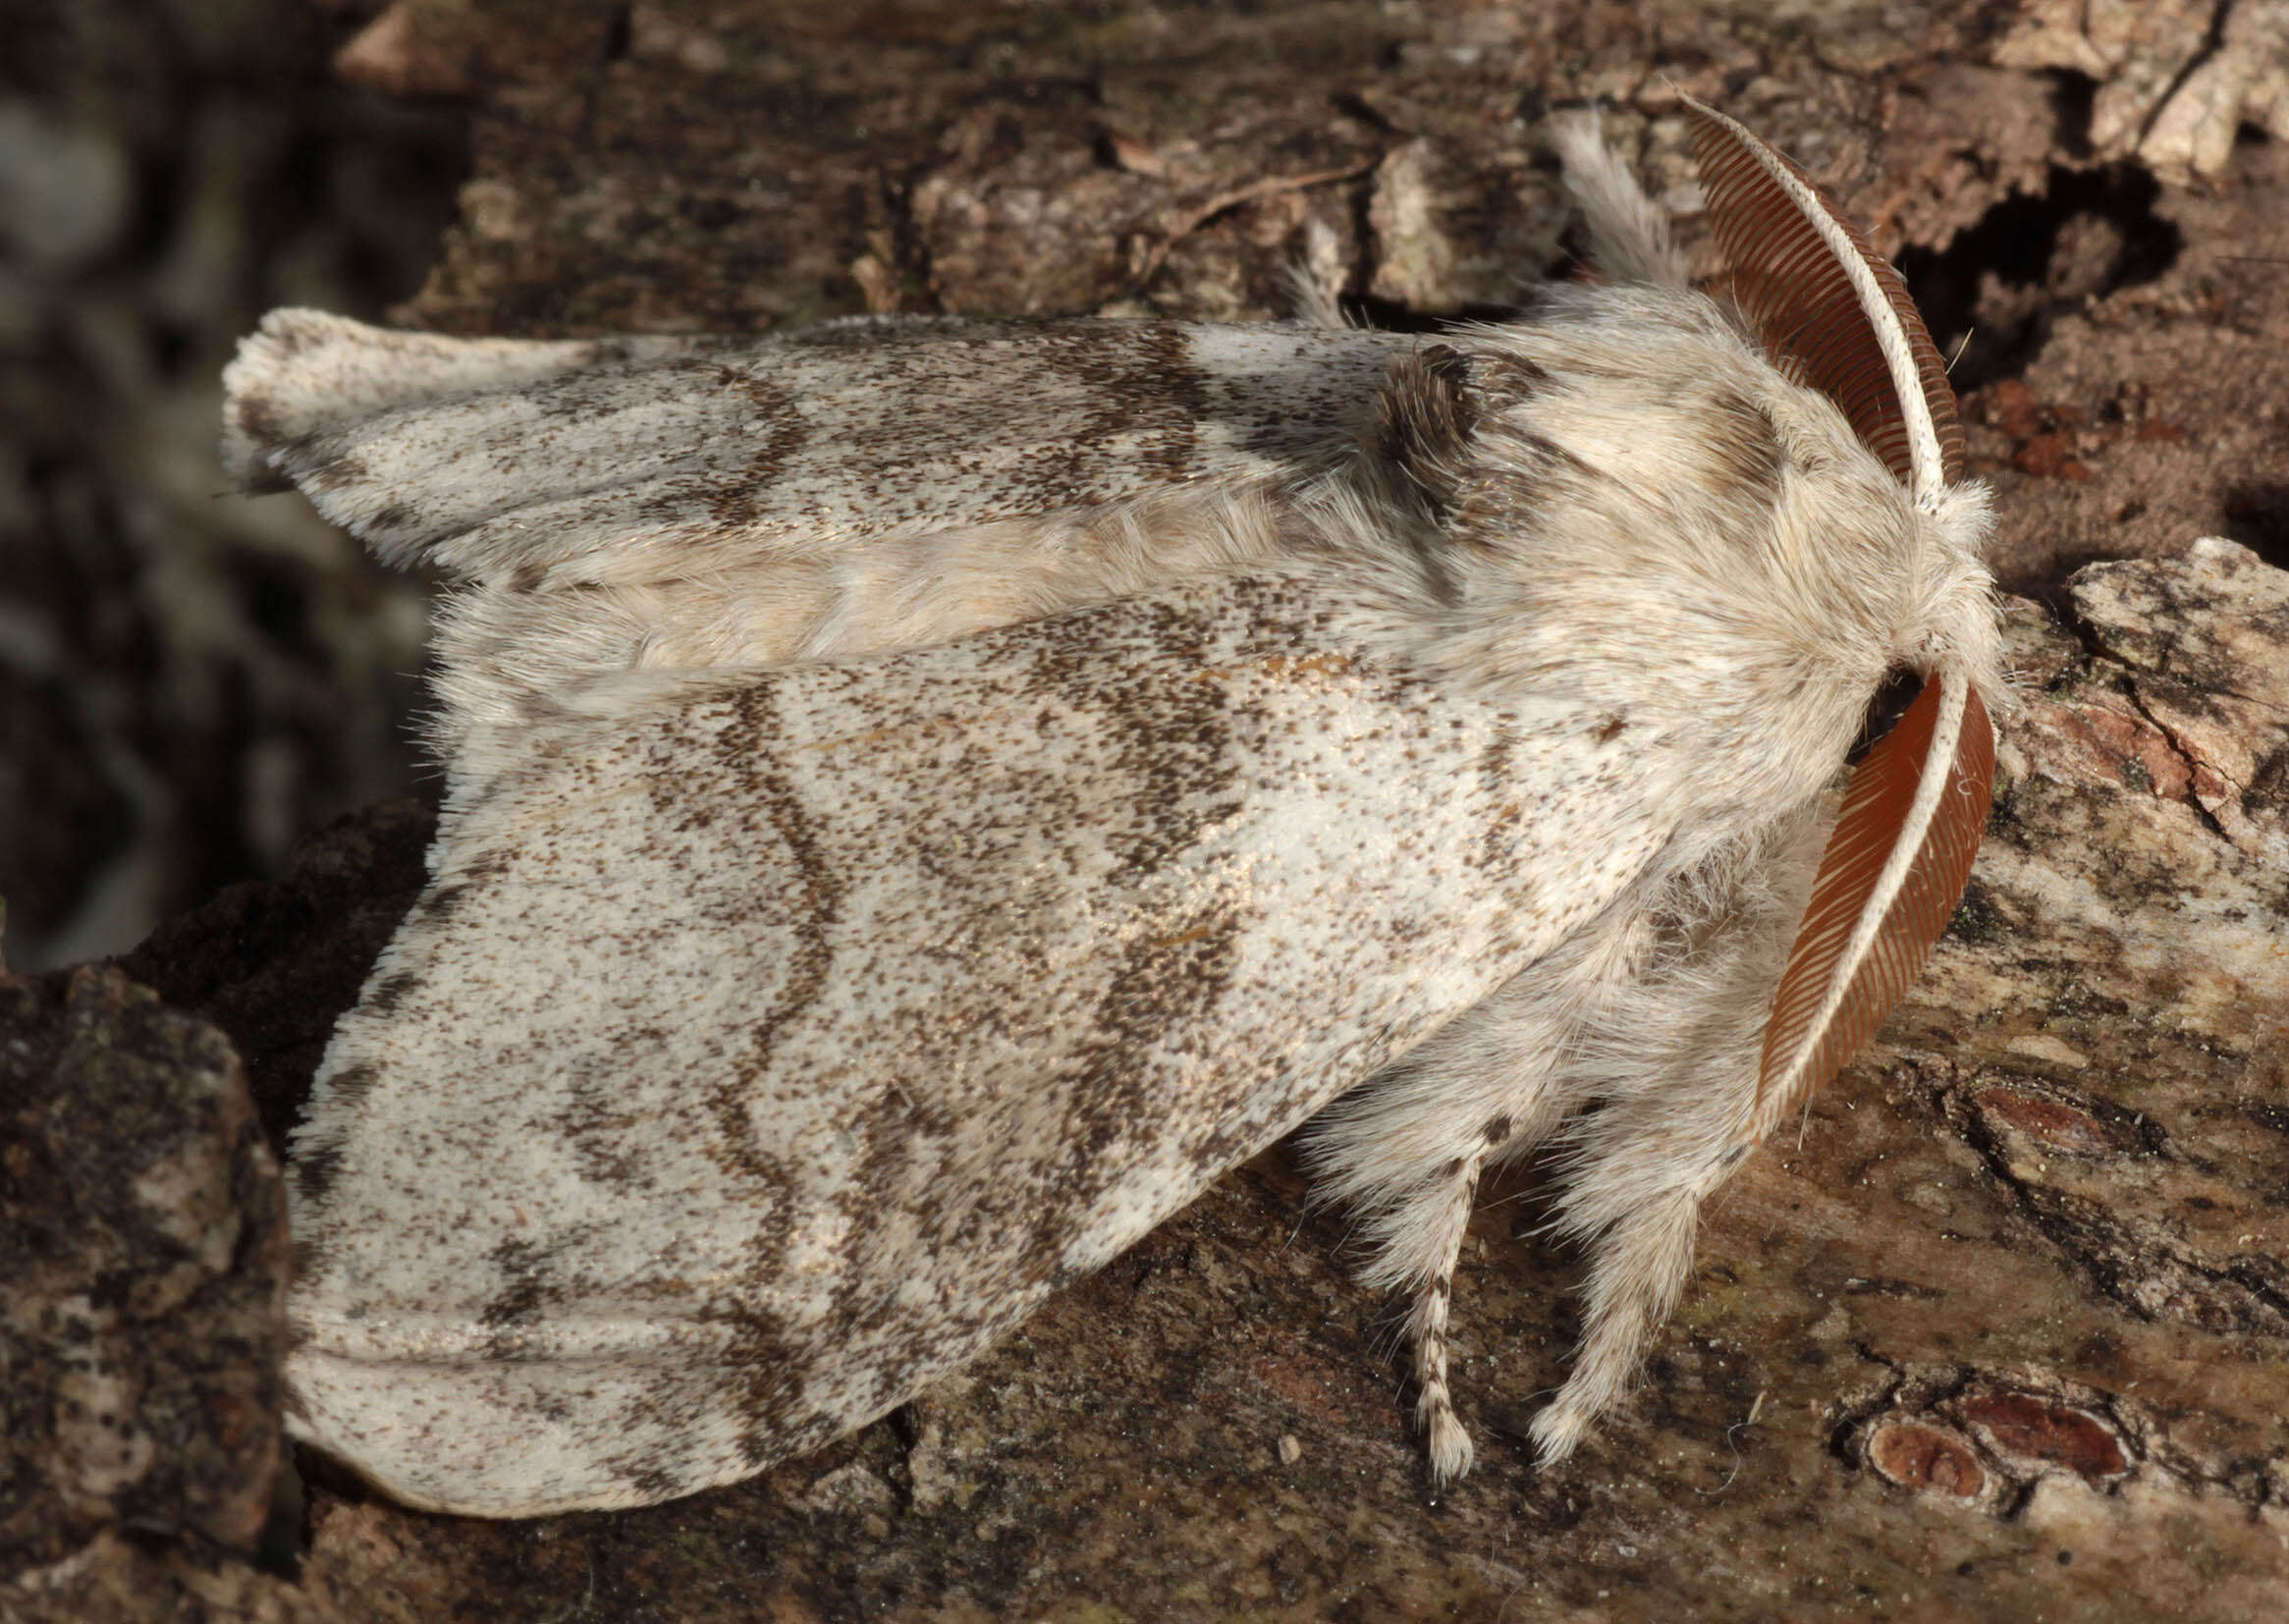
[281,573,1681,1515]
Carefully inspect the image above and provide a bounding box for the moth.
[224,102,2000,1517]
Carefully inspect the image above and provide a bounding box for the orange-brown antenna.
[1758,673,1994,1115]
[1680,102,1994,1114]
[1683,99,1964,499]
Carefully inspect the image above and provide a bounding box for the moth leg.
[1529,807,1824,1464]
[1306,914,1651,1485]
[1284,218,1350,328]
[1401,1148,1488,1484]
[1308,1038,1564,1484]
[1529,1021,1765,1465]
[1527,1185,1707,1464]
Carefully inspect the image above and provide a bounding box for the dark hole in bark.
[2222,481,2289,571]
[1898,162,2180,392]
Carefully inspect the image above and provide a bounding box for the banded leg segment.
[1401,1151,1487,1484]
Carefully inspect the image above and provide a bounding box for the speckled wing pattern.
[285,571,1667,1515]
[222,310,1410,581]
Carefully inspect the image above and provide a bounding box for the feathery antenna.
[1758,674,1993,1113]
[1683,98,1964,501]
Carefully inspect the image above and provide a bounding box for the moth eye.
[1850,668,1925,765]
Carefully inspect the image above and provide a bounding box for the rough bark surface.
[0,968,291,1599]
[5,0,2286,1618]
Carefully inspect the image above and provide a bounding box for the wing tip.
[220,307,393,489]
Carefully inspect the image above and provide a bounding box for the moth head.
[1676,99,2002,1127]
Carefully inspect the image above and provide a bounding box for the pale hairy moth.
[222,102,2000,1516]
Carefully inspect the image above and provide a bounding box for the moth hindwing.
[228,104,2000,1515]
